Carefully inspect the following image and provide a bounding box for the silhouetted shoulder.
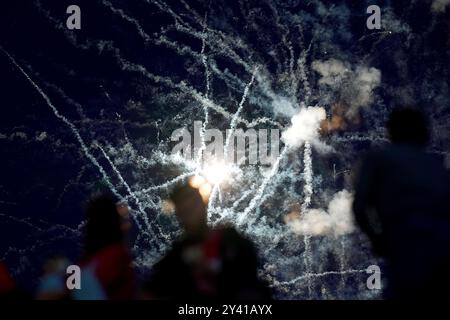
[216,225,258,257]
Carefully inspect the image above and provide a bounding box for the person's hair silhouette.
[387,107,429,146]
[77,192,135,300]
[84,193,124,256]
[143,181,271,300]
[169,183,208,236]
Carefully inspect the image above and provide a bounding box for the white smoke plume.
[312,59,381,117]
[312,59,350,86]
[285,190,355,237]
[281,106,327,148]
[272,96,297,118]
[432,0,450,12]
[351,66,382,113]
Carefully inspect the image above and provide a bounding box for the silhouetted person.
[353,107,450,299]
[143,182,271,300]
[75,193,135,299]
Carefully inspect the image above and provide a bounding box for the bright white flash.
[202,160,234,185]
[188,160,237,203]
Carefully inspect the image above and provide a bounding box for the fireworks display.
[1,0,449,299]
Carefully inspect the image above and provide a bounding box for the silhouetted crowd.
[0,177,272,300]
[1,107,449,300]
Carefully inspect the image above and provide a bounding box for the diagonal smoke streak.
[238,146,291,225]
[224,67,260,154]
[36,0,282,129]
[130,171,195,198]
[0,47,121,201]
[0,47,173,252]
[96,143,160,237]
[208,67,259,213]
[101,0,151,42]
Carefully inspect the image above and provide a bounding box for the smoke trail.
[131,171,195,197]
[194,11,211,174]
[274,269,366,286]
[101,0,151,42]
[302,141,313,211]
[208,67,258,213]
[96,144,153,232]
[238,146,290,225]
[0,47,121,200]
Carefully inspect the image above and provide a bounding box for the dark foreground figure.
[1,193,136,300]
[353,108,450,299]
[75,193,135,299]
[144,182,271,300]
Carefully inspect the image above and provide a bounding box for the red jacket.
[82,244,135,299]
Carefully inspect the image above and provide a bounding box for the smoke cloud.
[272,96,297,118]
[432,0,450,12]
[312,59,381,118]
[285,190,355,236]
[312,59,350,86]
[281,106,327,148]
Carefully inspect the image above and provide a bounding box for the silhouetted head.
[84,192,124,256]
[170,183,208,235]
[387,107,429,147]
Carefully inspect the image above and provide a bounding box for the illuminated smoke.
[281,107,327,148]
[312,59,381,118]
[432,0,450,12]
[285,190,356,237]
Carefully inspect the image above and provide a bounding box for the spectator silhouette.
[353,107,450,299]
[143,182,271,300]
[75,193,135,299]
